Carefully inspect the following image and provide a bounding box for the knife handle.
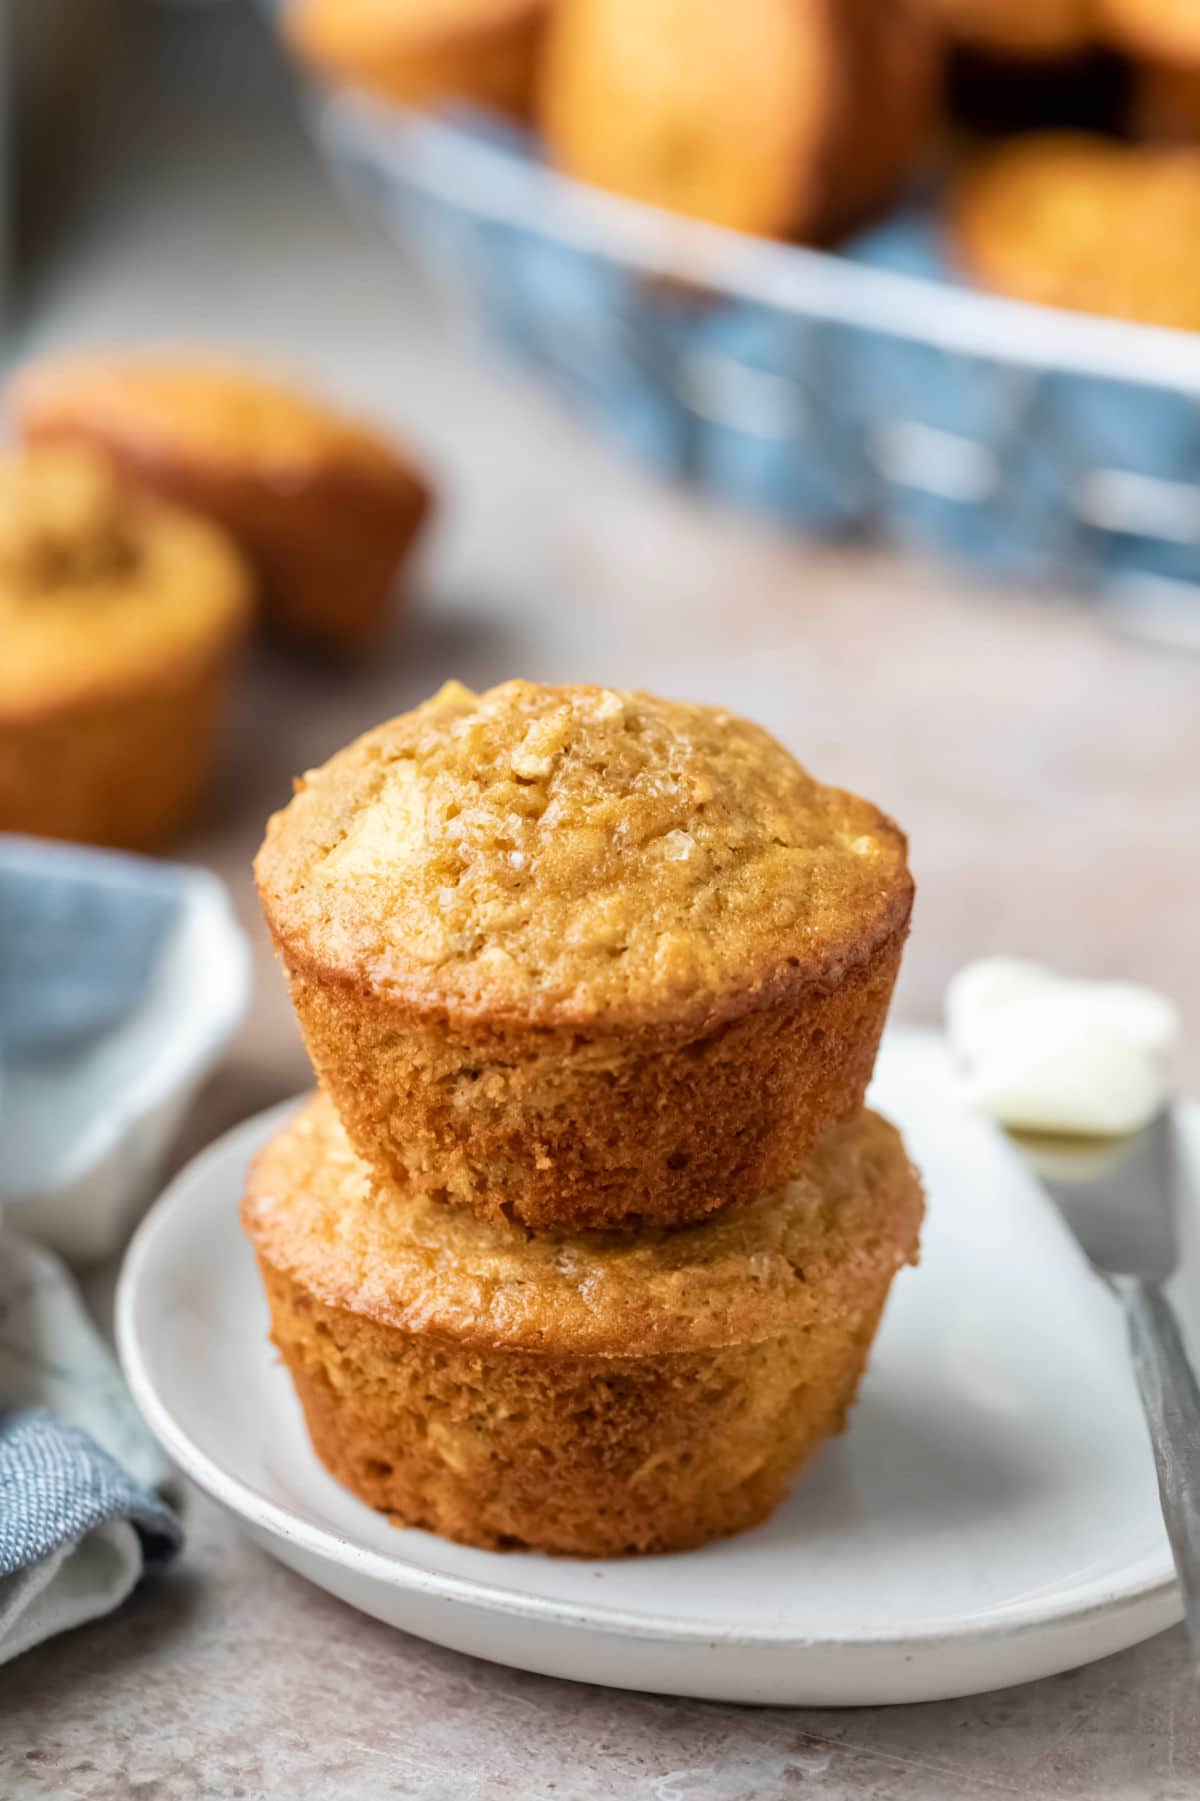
[1123,1278,1200,1663]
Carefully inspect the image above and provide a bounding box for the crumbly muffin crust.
[0,446,250,846]
[950,133,1200,330]
[280,937,905,1230]
[9,354,432,652]
[256,680,912,1230]
[245,1097,922,1555]
[257,679,911,1028]
[245,1094,922,1356]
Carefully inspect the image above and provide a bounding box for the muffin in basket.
[915,0,1094,59]
[255,679,913,1233]
[0,445,250,849]
[949,131,1200,329]
[243,1093,923,1556]
[1100,0,1200,70]
[538,0,938,242]
[283,0,549,119]
[9,353,433,654]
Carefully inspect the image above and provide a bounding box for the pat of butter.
[946,957,1178,1137]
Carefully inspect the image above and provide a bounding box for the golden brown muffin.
[1100,0,1200,69]
[0,446,251,849]
[8,354,433,654]
[244,1093,923,1556]
[284,0,548,119]
[538,0,938,242]
[916,0,1094,59]
[255,679,913,1232]
[950,132,1200,329]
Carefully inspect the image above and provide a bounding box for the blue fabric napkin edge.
[0,1408,181,1581]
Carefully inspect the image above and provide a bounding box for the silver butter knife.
[1014,1111,1200,1661]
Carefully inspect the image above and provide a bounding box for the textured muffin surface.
[256,679,912,1028]
[0,445,250,717]
[244,1097,923,1554]
[244,1094,923,1357]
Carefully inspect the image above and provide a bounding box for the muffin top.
[9,353,421,493]
[0,446,251,718]
[255,679,912,1027]
[244,1093,923,1356]
[951,134,1200,330]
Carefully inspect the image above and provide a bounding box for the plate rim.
[116,1029,1184,1655]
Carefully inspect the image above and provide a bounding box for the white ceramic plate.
[117,1028,1198,1706]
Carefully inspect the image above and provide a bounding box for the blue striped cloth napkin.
[0,837,186,1661]
[0,1231,181,1663]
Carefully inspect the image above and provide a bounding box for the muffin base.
[277,926,906,1233]
[258,1256,892,1557]
[0,647,240,849]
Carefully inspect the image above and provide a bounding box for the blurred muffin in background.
[1100,0,1200,70]
[0,445,250,849]
[949,131,1200,329]
[538,0,939,242]
[9,354,434,655]
[916,0,1094,59]
[283,0,549,119]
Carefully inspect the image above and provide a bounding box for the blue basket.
[306,85,1200,627]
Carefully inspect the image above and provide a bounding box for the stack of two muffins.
[247,680,923,1556]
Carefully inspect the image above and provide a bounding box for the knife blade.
[1013,1110,1200,1663]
